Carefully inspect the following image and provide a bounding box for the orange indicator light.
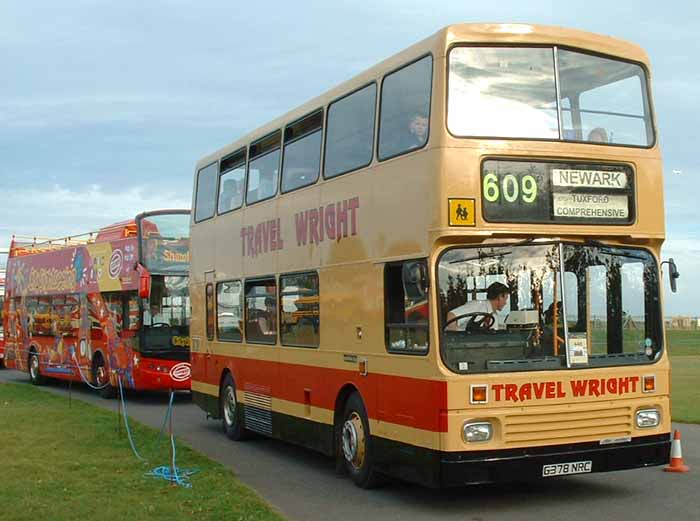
[471,385,488,404]
[643,375,655,393]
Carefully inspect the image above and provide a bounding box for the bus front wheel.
[28,351,45,385]
[341,392,380,488]
[220,373,249,441]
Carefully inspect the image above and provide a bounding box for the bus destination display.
[481,160,635,224]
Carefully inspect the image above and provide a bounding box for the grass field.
[666,329,700,424]
[0,382,285,521]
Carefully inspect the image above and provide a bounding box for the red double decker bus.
[2,210,191,396]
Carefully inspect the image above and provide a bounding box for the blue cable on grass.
[144,391,199,488]
[117,376,146,461]
[116,376,198,487]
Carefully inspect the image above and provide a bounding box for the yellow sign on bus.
[448,198,476,226]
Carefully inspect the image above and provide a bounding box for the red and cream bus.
[3,210,191,396]
[189,24,673,487]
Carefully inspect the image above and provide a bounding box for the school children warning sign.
[448,198,476,227]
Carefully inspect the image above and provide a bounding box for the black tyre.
[92,354,116,399]
[28,351,45,385]
[220,373,249,440]
[341,392,381,488]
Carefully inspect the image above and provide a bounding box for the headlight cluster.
[462,421,492,442]
[636,408,660,428]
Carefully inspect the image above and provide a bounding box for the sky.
[1,0,698,315]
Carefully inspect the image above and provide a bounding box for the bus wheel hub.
[342,413,365,468]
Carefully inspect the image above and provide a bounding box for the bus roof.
[196,23,650,169]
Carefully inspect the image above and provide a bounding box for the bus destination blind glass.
[481,160,635,224]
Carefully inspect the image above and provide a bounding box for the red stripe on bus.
[192,352,448,432]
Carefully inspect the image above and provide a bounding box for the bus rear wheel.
[28,351,45,385]
[220,373,249,441]
[92,354,116,399]
[341,392,380,488]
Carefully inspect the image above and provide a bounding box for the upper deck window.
[448,46,653,147]
[324,83,377,178]
[281,110,323,193]
[194,162,218,222]
[247,131,281,205]
[218,149,246,214]
[378,55,433,160]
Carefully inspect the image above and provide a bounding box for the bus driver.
[446,282,509,331]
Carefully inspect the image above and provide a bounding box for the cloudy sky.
[1,1,697,315]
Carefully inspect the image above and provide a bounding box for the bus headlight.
[636,408,660,428]
[463,421,492,443]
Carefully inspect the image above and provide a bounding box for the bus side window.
[324,83,377,178]
[281,110,323,193]
[385,260,429,354]
[194,162,218,223]
[378,55,433,160]
[217,280,242,342]
[280,272,319,348]
[247,131,281,205]
[206,283,215,341]
[218,148,246,214]
[244,279,277,345]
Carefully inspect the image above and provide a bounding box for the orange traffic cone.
[664,430,690,473]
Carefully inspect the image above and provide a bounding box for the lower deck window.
[245,279,277,344]
[280,272,319,348]
[385,260,429,354]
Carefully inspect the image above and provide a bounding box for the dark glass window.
[378,56,433,160]
[206,283,214,341]
[218,149,246,214]
[281,110,323,193]
[324,84,377,178]
[245,279,277,344]
[217,281,242,342]
[280,272,319,348]
[247,131,281,205]
[194,162,218,222]
[385,260,429,354]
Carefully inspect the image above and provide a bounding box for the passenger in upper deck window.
[407,114,428,149]
[587,127,609,143]
[219,179,240,212]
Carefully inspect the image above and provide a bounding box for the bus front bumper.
[440,433,670,487]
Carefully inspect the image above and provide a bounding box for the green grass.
[666,329,700,357]
[0,382,286,521]
[666,329,700,424]
[669,356,700,424]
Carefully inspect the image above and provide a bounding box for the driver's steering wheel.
[443,312,495,332]
[151,322,171,328]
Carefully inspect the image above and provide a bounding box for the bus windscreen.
[140,213,190,274]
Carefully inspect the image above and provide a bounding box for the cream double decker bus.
[189,24,673,488]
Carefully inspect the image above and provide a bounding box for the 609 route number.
[483,173,538,204]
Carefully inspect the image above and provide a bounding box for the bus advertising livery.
[2,210,191,396]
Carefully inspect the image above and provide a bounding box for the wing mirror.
[661,258,680,293]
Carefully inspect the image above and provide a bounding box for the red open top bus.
[2,210,191,396]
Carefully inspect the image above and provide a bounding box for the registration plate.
[542,460,592,477]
